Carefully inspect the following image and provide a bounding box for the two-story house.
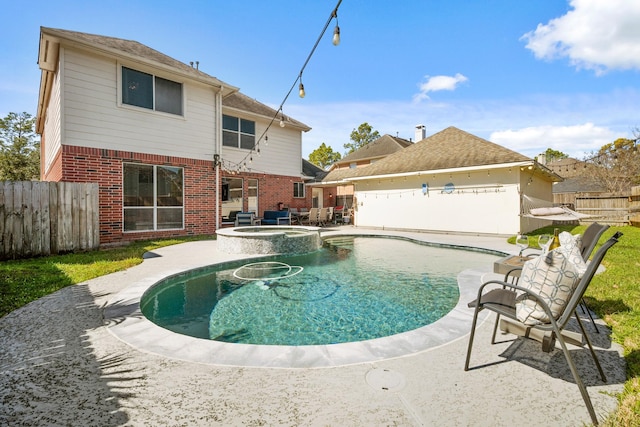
[36,27,311,245]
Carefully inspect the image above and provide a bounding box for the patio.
[0,228,625,426]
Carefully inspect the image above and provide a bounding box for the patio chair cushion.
[515,235,588,325]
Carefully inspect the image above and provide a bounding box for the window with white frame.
[122,67,183,115]
[123,163,184,232]
[293,182,305,198]
[222,114,255,149]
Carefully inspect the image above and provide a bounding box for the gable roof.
[302,159,327,181]
[38,27,236,93]
[336,134,413,165]
[37,27,310,134]
[351,126,532,178]
[553,176,606,194]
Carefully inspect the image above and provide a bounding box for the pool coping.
[104,232,507,369]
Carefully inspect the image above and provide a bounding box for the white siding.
[43,63,62,174]
[520,172,556,233]
[221,115,302,176]
[61,48,217,161]
[354,168,522,235]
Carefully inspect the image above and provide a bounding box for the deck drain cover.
[365,368,406,391]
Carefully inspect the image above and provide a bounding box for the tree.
[0,112,40,180]
[309,142,342,169]
[344,122,380,154]
[585,134,640,193]
[541,148,568,163]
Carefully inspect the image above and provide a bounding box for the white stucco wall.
[353,167,525,236]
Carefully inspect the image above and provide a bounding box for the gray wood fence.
[631,186,640,227]
[0,181,99,259]
[554,187,640,226]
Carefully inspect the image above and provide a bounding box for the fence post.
[631,186,640,227]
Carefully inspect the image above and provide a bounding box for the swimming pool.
[141,236,499,346]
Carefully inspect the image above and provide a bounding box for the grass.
[1,228,639,425]
[0,235,213,317]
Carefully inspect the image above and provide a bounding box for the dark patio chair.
[520,222,610,332]
[577,223,610,332]
[464,231,622,426]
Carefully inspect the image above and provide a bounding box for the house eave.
[345,161,537,182]
[38,28,239,96]
[222,105,311,132]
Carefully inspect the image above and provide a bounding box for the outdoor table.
[493,254,533,277]
[292,211,309,224]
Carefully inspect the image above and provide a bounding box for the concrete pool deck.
[0,227,626,426]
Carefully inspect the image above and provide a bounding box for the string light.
[224,0,342,173]
[333,8,340,46]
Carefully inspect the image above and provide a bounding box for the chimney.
[537,153,547,165]
[415,124,426,142]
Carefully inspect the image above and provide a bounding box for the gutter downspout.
[215,86,224,230]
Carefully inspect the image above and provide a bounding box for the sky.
[1,0,639,161]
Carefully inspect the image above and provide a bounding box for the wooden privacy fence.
[554,189,640,226]
[631,186,640,227]
[0,181,99,259]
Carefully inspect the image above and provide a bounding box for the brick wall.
[55,145,308,245]
[42,150,63,182]
[222,171,313,214]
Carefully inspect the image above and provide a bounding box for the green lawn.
[1,228,638,425]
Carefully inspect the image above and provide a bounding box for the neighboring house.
[36,27,311,245]
[316,131,416,209]
[326,126,562,236]
[543,157,607,208]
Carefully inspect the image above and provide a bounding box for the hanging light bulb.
[279,116,285,128]
[264,135,268,145]
[298,82,305,98]
[332,24,340,46]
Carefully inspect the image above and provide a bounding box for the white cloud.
[490,123,624,159]
[413,73,468,102]
[522,0,640,74]
[287,89,639,160]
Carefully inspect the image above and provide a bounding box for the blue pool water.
[140,236,499,346]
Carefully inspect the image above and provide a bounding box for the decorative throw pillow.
[515,237,588,325]
[530,207,566,216]
[559,231,583,257]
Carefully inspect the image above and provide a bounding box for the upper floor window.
[293,182,305,198]
[223,114,255,149]
[122,67,183,115]
[349,162,357,169]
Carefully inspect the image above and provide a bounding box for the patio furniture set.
[466,222,620,426]
[223,206,352,227]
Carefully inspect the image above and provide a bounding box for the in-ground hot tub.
[216,226,322,254]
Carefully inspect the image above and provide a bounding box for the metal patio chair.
[464,231,622,426]
[520,222,610,332]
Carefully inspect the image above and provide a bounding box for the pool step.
[323,236,354,252]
